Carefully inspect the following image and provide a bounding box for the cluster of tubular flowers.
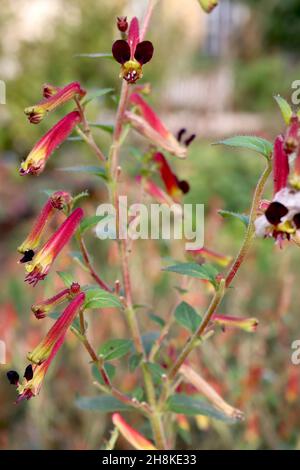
[112,16,154,83]
[20,81,86,175]
[255,115,300,245]
[17,191,83,286]
[7,292,85,401]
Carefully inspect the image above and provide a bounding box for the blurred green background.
[0,0,300,450]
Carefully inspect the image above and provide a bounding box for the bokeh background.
[1,0,300,450]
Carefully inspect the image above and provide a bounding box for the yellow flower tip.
[24,105,47,124]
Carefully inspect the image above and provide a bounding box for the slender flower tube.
[112,17,154,83]
[273,135,289,194]
[126,97,187,158]
[31,282,81,319]
[153,152,190,201]
[20,111,81,176]
[128,93,187,158]
[28,292,85,364]
[24,208,84,286]
[112,413,157,450]
[180,365,244,421]
[211,314,259,332]
[198,0,219,13]
[18,191,71,260]
[136,175,175,206]
[24,81,86,124]
[16,335,64,401]
[186,247,232,267]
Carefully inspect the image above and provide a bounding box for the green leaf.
[57,271,73,287]
[129,353,143,372]
[75,395,132,412]
[174,301,202,333]
[58,165,107,180]
[79,214,110,235]
[74,52,113,59]
[82,88,114,106]
[215,135,273,159]
[164,262,218,286]
[218,209,249,227]
[167,394,237,423]
[149,313,165,328]
[84,288,122,309]
[92,363,116,385]
[274,95,292,125]
[89,122,115,134]
[98,339,133,361]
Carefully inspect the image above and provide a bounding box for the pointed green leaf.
[167,394,237,423]
[174,301,202,333]
[56,271,74,287]
[75,395,132,412]
[58,165,108,180]
[129,353,143,372]
[274,95,292,125]
[82,88,114,106]
[89,122,115,134]
[215,135,273,159]
[80,214,110,235]
[164,262,218,286]
[98,339,133,361]
[218,209,249,227]
[84,287,122,309]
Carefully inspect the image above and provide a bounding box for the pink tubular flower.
[18,191,71,260]
[112,413,157,450]
[136,175,175,206]
[24,81,86,124]
[112,17,154,83]
[211,314,259,333]
[31,282,81,319]
[24,208,84,286]
[28,292,85,364]
[20,111,81,176]
[153,152,190,201]
[198,0,219,13]
[126,93,187,158]
[187,247,232,267]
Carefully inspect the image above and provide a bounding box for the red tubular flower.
[112,413,157,450]
[198,0,219,13]
[24,208,84,286]
[31,282,81,319]
[28,292,85,364]
[18,191,71,260]
[153,152,190,201]
[117,16,128,33]
[24,81,86,124]
[186,247,232,267]
[20,111,82,176]
[126,93,187,158]
[112,17,154,83]
[273,135,289,194]
[284,115,300,155]
[211,314,259,333]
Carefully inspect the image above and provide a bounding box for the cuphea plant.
[7,0,300,450]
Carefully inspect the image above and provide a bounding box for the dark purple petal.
[112,40,131,64]
[177,128,187,143]
[265,201,288,225]
[134,41,154,65]
[185,134,196,147]
[293,213,300,229]
[178,180,190,194]
[24,364,34,381]
[19,249,35,263]
[7,370,19,385]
